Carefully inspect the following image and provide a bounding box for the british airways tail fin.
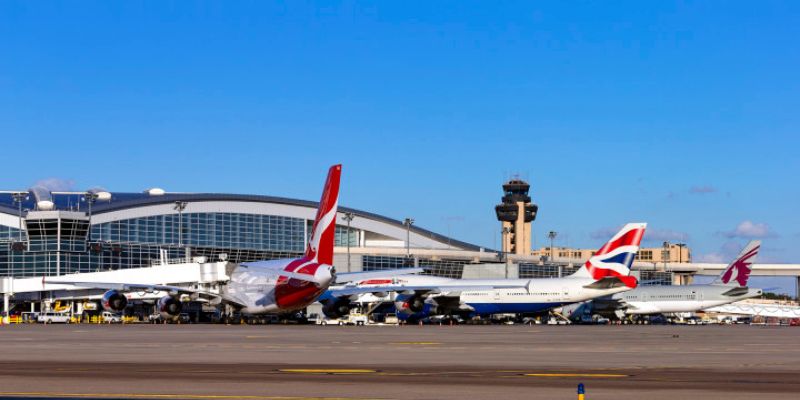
[305,165,342,265]
[712,240,760,287]
[570,223,647,289]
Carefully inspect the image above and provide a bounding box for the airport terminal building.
[0,188,502,281]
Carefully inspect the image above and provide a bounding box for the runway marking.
[523,373,629,378]
[279,369,378,374]
[388,342,441,345]
[0,393,384,400]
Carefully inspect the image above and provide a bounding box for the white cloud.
[32,178,76,192]
[719,220,778,239]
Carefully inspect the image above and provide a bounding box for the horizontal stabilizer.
[721,286,750,297]
[583,275,637,289]
[239,262,329,285]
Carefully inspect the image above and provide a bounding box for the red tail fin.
[305,165,342,265]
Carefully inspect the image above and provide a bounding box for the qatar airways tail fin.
[571,223,647,289]
[712,240,760,287]
[305,164,342,266]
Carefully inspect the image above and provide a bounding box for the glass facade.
[93,213,306,252]
[362,255,471,279]
[0,210,358,278]
[639,271,674,286]
[519,263,581,278]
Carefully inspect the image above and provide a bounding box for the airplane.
[49,164,422,319]
[320,223,647,320]
[561,240,763,320]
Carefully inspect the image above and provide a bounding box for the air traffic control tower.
[495,179,538,256]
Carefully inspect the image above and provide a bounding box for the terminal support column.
[2,293,8,324]
[796,276,800,302]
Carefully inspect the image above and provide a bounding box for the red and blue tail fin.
[571,223,647,288]
[713,240,760,287]
[305,164,341,266]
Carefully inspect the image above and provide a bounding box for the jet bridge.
[1,259,233,323]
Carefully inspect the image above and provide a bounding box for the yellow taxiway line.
[278,369,378,374]
[524,373,629,378]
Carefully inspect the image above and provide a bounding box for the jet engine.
[101,290,128,312]
[322,297,351,319]
[157,296,182,319]
[395,295,426,315]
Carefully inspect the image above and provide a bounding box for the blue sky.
[1,2,798,293]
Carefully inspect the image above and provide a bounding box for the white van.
[37,312,71,324]
[101,311,122,324]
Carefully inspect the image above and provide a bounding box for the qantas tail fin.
[570,223,647,289]
[712,240,760,287]
[305,164,342,265]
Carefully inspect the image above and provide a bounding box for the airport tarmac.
[0,324,798,400]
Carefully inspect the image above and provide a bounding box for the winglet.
[305,165,342,265]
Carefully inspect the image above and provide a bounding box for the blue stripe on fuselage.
[467,302,562,315]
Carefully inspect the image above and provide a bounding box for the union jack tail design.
[304,164,342,266]
[713,240,760,287]
[571,223,647,288]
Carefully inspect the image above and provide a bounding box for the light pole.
[173,201,188,247]
[84,191,99,234]
[548,231,558,262]
[403,218,414,260]
[662,241,670,271]
[342,212,354,270]
[675,243,687,263]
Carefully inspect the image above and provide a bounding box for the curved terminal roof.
[0,191,484,252]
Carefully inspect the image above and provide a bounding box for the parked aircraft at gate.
[322,223,646,319]
[563,240,763,319]
[49,165,420,319]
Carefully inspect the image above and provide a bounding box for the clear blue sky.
[1,2,798,292]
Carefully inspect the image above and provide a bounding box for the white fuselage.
[343,274,633,315]
[611,284,762,315]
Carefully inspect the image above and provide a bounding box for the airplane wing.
[329,283,526,297]
[334,268,425,283]
[44,280,246,307]
[240,261,334,285]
